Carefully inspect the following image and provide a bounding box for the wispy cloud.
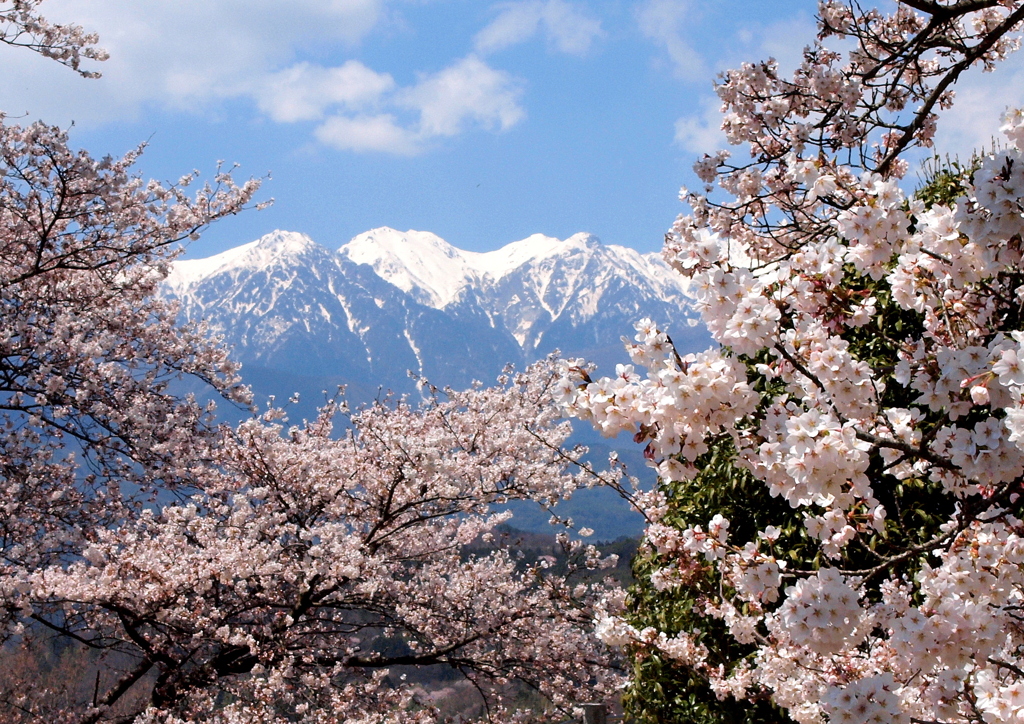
[754,14,818,76]
[0,0,387,123]
[474,0,603,56]
[932,53,1024,159]
[674,97,725,155]
[257,61,395,123]
[669,11,817,159]
[636,0,705,81]
[0,0,531,155]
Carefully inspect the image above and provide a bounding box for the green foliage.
[915,153,981,209]
[624,439,803,724]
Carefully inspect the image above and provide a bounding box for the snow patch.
[404,328,423,374]
[341,227,478,308]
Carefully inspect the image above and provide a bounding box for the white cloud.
[637,0,705,81]
[304,55,525,154]
[401,55,524,137]
[315,114,419,154]
[0,0,530,155]
[257,61,395,123]
[0,0,388,125]
[674,97,725,155]
[474,0,603,55]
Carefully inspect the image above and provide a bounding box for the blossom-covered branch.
[0,0,106,77]
[0,119,260,648]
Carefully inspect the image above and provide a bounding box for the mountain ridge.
[163,227,703,396]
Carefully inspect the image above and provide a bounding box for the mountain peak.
[162,226,700,404]
[566,232,601,247]
[342,227,463,262]
[469,231,601,280]
[163,230,320,294]
[339,228,476,308]
[338,229,608,309]
[255,229,318,254]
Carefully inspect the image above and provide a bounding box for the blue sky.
[3,0,1022,257]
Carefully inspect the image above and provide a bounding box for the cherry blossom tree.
[0,146,623,724]
[561,2,1024,723]
[0,6,621,722]
[0,3,264,649]
[0,120,269,719]
[13,368,621,723]
[0,119,261,581]
[0,135,620,718]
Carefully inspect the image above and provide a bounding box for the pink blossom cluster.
[0,120,260,591]
[0,0,107,76]
[559,330,757,467]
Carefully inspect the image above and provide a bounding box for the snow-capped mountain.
[164,227,704,539]
[164,227,704,401]
[338,227,696,356]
